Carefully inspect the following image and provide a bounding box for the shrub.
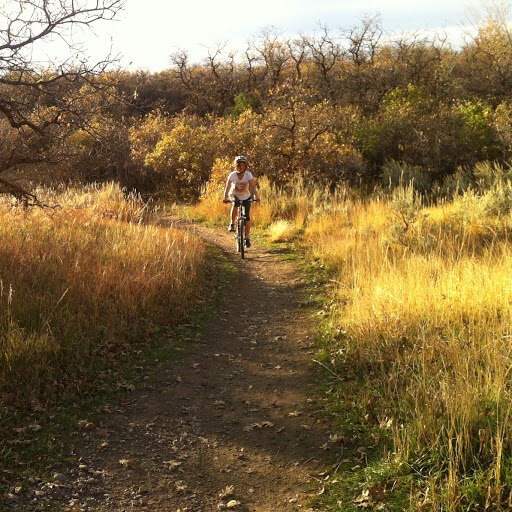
[381,159,434,195]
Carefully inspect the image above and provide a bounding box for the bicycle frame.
[227,198,253,259]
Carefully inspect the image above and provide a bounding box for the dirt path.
[23,223,336,511]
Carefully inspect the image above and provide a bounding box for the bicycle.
[224,197,256,259]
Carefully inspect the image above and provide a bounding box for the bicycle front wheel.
[237,218,245,259]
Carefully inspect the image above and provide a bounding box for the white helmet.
[234,155,248,166]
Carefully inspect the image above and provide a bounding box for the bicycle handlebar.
[223,197,259,203]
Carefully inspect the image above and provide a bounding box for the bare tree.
[249,29,291,88]
[286,34,310,81]
[344,15,383,66]
[0,0,124,202]
[306,26,343,98]
[204,44,237,113]
[460,2,512,103]
[171,45,239,115]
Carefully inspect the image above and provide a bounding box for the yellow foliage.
[201,157,231,198]
[129,110,174,167]
[268,220,296,242]
[67,129,96,151]
[305,187,512,506]
[188,175,512,506]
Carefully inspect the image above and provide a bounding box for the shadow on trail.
[130,225,333,509]
[45,223,336,512]
[113,242,333,510]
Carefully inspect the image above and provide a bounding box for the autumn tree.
[494,101,512,159]
[130,112,217,200]
[256,80,364,185]
[0,0,124,202]
[459,16,512,104]
[304,26,343,101]
[248,29,292,89]
[170,46,245,116]
[354,84,502,180]
[113,70,188,117]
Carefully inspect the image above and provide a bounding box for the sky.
[72,0,489,71]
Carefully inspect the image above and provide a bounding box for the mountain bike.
[224,198,256,259]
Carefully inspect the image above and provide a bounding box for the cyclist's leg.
[230,203,237,225]
[227,200,238,231]
[243,199,252,238]
[242,199,252,248]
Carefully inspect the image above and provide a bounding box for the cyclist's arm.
[223,177,232,201]
[249,178,259,201]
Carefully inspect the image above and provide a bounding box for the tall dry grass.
[0,183,206,405]
[194,173,512,507]
[303,185,512,508]
[191,175,350,241]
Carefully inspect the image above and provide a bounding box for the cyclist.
[223,155,259,248]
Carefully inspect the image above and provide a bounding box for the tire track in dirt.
[26,221,336,512]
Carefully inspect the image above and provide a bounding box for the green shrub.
[381,159,434,195]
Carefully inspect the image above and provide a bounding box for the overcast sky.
[80,0,489,71]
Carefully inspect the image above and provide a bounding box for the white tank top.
[227,170,253,200]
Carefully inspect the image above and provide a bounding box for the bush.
[381,159,434,195]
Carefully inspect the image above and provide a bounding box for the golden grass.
[192,175,512,507]
[0,183,206,404]
[301,187,512,507]
[267,220,296,242]
[190,175,350,236]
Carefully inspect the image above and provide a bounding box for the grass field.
[3,174,512,509]
[0,183,207,407]
[192,178,512,510]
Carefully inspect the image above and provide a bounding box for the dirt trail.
[22,223,336,511]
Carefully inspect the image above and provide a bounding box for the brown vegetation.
[0,184,206,406]
[3,8,512,202]
[4,3,512,510]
